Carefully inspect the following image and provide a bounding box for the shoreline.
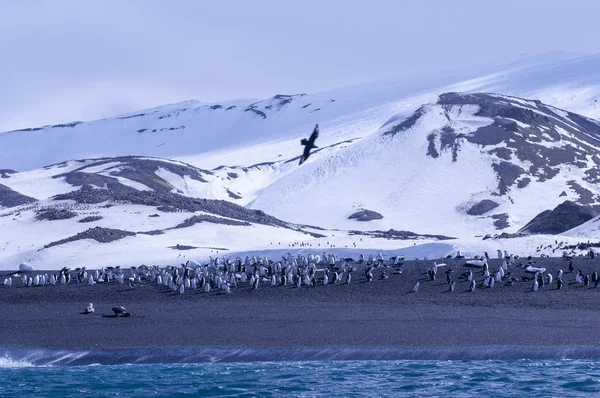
[5,345,600,365]
[2,257,600,359]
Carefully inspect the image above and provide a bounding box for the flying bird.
[299,124,319,165]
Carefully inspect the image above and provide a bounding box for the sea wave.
[3,346,600,366]
[0,355,36,368]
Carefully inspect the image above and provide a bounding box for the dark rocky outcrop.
[0,169,17,178]
[466,200,499,216]
[53,185,322,237]
[54,156,212,193]
[348,209,384,222]
[79,215,103,223]
[44,227,136,249]
[35,207,77,221]
[384,92,600,199]
[519,201,598,234]
[0,184,37,208]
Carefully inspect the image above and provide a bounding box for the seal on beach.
[112,306,132,317]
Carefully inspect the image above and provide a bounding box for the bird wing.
[308,124,319,144]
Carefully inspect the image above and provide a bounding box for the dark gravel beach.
[2,256,600,351]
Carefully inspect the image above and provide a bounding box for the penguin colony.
[2,249,599,299]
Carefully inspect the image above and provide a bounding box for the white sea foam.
[0,355,36,368]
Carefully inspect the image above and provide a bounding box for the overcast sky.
[1,0,599,131]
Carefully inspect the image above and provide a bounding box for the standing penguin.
[412,280,419,293]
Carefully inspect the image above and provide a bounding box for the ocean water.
[2,353,600,397]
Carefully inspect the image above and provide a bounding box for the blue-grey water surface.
[2,357,600,397]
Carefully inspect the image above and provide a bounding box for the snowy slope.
[249,93,600,237]
[3,53,600,174]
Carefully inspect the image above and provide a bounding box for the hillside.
[249,93,600,236]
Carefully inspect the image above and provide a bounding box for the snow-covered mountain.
[3,53,600,269]
[2,54,600,174]
[248,92,600,236]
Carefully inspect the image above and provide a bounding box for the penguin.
[346,273,352,284]
[84,303,95,314]
[584,275,590,288]
[446,273,452,285]
[467,271,473,282]
[412,280,419,293]
[469,280,476,292]
[179,284,185,294]
[365,267,373,282]
[569,261,574,273]
[533,278,539,292]
[128,278,135,289]
[557,278,564,290]
[557,270,563,280]
[449,281,456,292]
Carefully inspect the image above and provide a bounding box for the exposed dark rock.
[225,105,236,111]
[567,180,599,207]
[209,105,222,110]
[59,172,137,193]
[466,200,499,216]
[519,200,598,234]
[138,229,164,236]
[349,229,454,241]
[491,213,510,229]
[78,215,103,223]
[490,147,512,160]
[170,244,198,250]
[483,232,527,240]
[244,107,267,119]
[43,227,136,249]
[227,172,238,179]
[390,92,600,197]
[426,133,439,158]
[35,207,78,221]
[226,189,242,200]
[0,169,17,178]
[0,184,37,208]
[492,162,525,195]
[118,113,145,120]
[149,214,160,217]
[559,191,567,197]
[51,121,83,128]
[348,209,384,222]
[52,186,322,237]
[174,215,250,229]
[517,178,531,188]
[54,156,212,193]
[383,106,426,136]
